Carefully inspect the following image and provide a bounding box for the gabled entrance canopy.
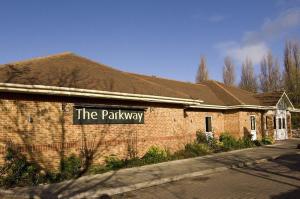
[276,92,294,111]
[255,91,299,112]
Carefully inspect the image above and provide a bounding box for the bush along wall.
[0,147,51,188]
[0,147,88,188]
[0,131,274,188]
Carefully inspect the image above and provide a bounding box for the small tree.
[239,58,258,92]
[284,40,300,105]
[223,56,235,86]
[259,52,282,92]
[196,56,209,83]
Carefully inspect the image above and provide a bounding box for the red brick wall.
[238,111,263,139]
[266,114,275,138]
[224,110,240,138]
[0,92,265,170]
[0,97,211,169]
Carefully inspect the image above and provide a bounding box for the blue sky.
[0,0,300,83]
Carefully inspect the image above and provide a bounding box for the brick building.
[0,52,298,169]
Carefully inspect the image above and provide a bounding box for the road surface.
[114,153,300,199]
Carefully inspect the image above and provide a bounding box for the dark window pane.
[274,116,276,129]
[205,117,212,132]
[283,118,286,129]
[278,118,282,129]
[250,116,256,130]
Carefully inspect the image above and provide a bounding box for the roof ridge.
[212,81,245,105]
[206,80,256,95]
[2,52,131,76]
[66,53,127,73]
[1,52,75,66]
[128,73,192,98]
[127,72,208,88]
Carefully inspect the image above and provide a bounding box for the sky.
[0,0,300,83]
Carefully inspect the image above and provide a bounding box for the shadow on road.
[271,188,300,199]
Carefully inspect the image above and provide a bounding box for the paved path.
[1,139,299,199]
[114,152,300,199]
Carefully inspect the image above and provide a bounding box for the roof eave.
[290,108,300,113]
[188,104,276,110]
[0,83,204,106]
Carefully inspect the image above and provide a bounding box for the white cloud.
[216,41,269,65]
[243,8,300,44]
[215,8,300,65]
[229,43,269,64]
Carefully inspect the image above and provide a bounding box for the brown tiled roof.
[0,52,280,106]
[129,73,226,105]
[254,91,284,106]
[0,53,190,99]
[212,82,263,106]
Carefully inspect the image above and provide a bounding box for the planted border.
[0,132,275,188]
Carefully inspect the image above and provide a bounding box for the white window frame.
[250,115,256,131]
[204,116,213,139]
[204,116,213,132]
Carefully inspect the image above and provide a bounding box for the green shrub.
[87,165,108,175]
[235,138,243,149]
[219,133,239,150]
[219,135,255,149]
[172,149,192,159]
[207,136,217,147]
[0,148,46,187]
[60,154,82,179]
[183,142,211,157]
[105,155,125,170]
[209,139,226,153]
[142,146,168,164]
[104,147,169,170]
[0,148,89,187]
[125,157,146,167]
[253,140,263,146]
[261,136,274,145]
[218,133,256,150]
[196,130,208,144]
[241,136,255,148]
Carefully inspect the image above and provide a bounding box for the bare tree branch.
[222,56,236,86]
[239,58,258,92]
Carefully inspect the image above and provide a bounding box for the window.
[205,117,212,132]
[273,116,276,129]
[265,116,268,130]
[283,118,286,129]
[250,116,256,130]
[278,118,282,129]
